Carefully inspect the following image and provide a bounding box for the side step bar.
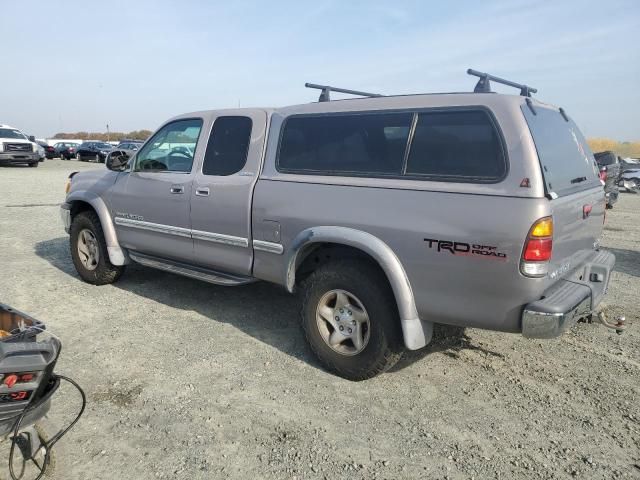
[128,252,257,286]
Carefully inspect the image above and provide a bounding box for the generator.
[0,303,83,480]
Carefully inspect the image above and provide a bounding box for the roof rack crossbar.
[467,69,537,97]
[305,83,383,102]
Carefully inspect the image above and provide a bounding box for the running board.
[128,252,256,286]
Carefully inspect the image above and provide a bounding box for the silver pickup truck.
[60,70,618,380]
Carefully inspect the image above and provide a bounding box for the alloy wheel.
[315,289,371,356]
[77,228,100,271]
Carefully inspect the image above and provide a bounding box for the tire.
[300,260,403,380]
[28,162,38,168]
[70,211,124,285]
[77,153,83,162]
[95,154,100,163]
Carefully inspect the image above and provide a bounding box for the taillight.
[521,217,553,277]
[599,167,607,182]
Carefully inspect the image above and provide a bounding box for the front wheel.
[70,211,124,285]
[300,261,403,380]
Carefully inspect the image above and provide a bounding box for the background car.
[76,142,113,163]
[619,157,640,192]
[114,140,144,157]
[594,151,621,209]
[54,142,80,160]
[36,140,55,160]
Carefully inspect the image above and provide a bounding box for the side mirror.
[106,151,130,172]
[28,135,36,142]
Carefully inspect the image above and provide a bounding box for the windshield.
[95,143,112,149]
[0,128,27,140]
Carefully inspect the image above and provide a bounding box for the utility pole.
[106,124,110,142]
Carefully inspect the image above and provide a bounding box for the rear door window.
[405,110,506,181]
[202,116,253,176]
[522,105,600,196]
[277,112,413,176]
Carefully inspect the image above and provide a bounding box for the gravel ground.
[0,159,638,480]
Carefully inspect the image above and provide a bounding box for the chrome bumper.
[522,293,591,339]
[60,203,71,233]
[0,152,38,163]
[522,250,615,339]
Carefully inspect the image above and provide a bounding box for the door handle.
[195,187,210,197]
[170,185,184,194]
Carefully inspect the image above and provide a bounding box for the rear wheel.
[300,260,403,380]
[70,211,124,285]
[28,162,38,168]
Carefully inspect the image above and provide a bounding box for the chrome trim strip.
[253,239,284,255]
[192,230,249,248]
[114,217,191,238]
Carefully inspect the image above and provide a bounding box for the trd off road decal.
[424,238,507,260]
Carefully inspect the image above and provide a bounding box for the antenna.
[467,69,537,97]
[304,83,383,102]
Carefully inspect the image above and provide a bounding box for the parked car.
[54,142,80,160]
[60,70,617,380]
[76,142,113,163]
[37,140,55,160]
[619,157,640,192]
[594,151,621,209]
[0,124,39,167]
[115,140,144,156]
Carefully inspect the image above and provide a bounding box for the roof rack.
[467,69,537,97]
[305,83,383,102]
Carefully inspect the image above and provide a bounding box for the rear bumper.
[522,250,615,338]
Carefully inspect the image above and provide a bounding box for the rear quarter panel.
[252,180,551,332]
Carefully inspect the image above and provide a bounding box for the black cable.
[8,374,86,480]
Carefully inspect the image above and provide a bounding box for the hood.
[0,137,32,144]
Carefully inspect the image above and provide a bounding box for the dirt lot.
[0,159,638,479]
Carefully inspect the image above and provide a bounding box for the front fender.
[65,191,129,266]
[285,226,432,350]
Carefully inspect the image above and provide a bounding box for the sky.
[2,0,639,140]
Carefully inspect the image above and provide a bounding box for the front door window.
[135,119,203,173]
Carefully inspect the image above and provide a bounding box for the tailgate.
[548,186,605,280]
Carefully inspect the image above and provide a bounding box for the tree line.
[52,130,153,141]
[587,138,640,158]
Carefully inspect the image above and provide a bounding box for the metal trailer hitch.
[593,311,627,335]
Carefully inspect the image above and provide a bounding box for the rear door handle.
[170,185,184,194]
[195,187,210,197]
